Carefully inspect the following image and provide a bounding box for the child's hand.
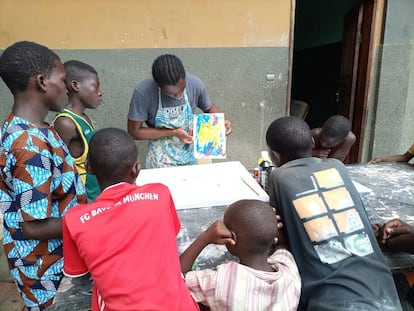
[314,148,331,159]
[372,223,388,249]
[181,221,235,274]
[381,219,413,242]
[375,219,414,253]
[368,157,383,164]
[372,223,382,238]
[202,221,235,246]
[270,207,289,251]
[273,208,283,230]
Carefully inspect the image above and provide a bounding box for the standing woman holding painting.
[127,54,232,168]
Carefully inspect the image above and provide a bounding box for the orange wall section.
[0,0,291,49]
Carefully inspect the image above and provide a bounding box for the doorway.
[290,0,382,163]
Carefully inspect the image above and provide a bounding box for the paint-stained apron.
[146,88,196,168]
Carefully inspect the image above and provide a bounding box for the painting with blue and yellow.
[193,113,226,159]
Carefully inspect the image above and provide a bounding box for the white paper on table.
[136,161,269,210]
[352,181,373,193]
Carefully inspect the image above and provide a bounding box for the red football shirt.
[63,182,199,311]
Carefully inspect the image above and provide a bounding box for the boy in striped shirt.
[180,199,301,310]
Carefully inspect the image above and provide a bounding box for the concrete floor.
[0,281,25,311]
[0,212,24,311]
[0,241,25,311]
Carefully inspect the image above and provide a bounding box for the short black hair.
[322,115,351,141]
[64,60,98,88]
[266,116,313,161]
[0,41,60,94]
[88,128,138,182]
[224,200,278,254]
[151,54,186,87]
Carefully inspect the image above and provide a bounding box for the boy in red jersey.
[63,127,199,311]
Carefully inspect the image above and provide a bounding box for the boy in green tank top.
[54,60,102,201]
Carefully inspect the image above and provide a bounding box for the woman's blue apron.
[146,88,196,168]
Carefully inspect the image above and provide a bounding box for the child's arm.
[369,152,413,164]
[311,128,330,159]
[13,145,69,240]
[180,221,235,274]
[370,142,414,163]
[330,131,356,162]
[127,119,193,144]
[54,116,83,157]
[20,218,63,240]
[311,128,334,159]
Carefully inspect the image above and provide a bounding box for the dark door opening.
[290,0,379,163]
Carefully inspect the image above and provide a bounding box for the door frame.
[287,0,386,163]
[348,0,379,163]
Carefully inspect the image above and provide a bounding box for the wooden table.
[346,162,414,271]
[347,162,414,225]
[49,161,414,310]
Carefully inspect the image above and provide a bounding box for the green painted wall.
[0,47,288,170]
[294,0,360,51]
[0,0,291,170]
[370,0,414,160]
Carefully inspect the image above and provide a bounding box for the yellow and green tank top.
[53,109,100,201]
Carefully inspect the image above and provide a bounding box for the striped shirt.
[185,249,301,311]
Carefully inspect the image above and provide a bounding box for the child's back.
[267,116,401,311]
[63,128,198,311]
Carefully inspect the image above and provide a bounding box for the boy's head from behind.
[266,116,313,166]
[223,199,278,258]
[88,128,140,186]
[319,115,351,149]
[64,60,102,109]
[0,41,60,95]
